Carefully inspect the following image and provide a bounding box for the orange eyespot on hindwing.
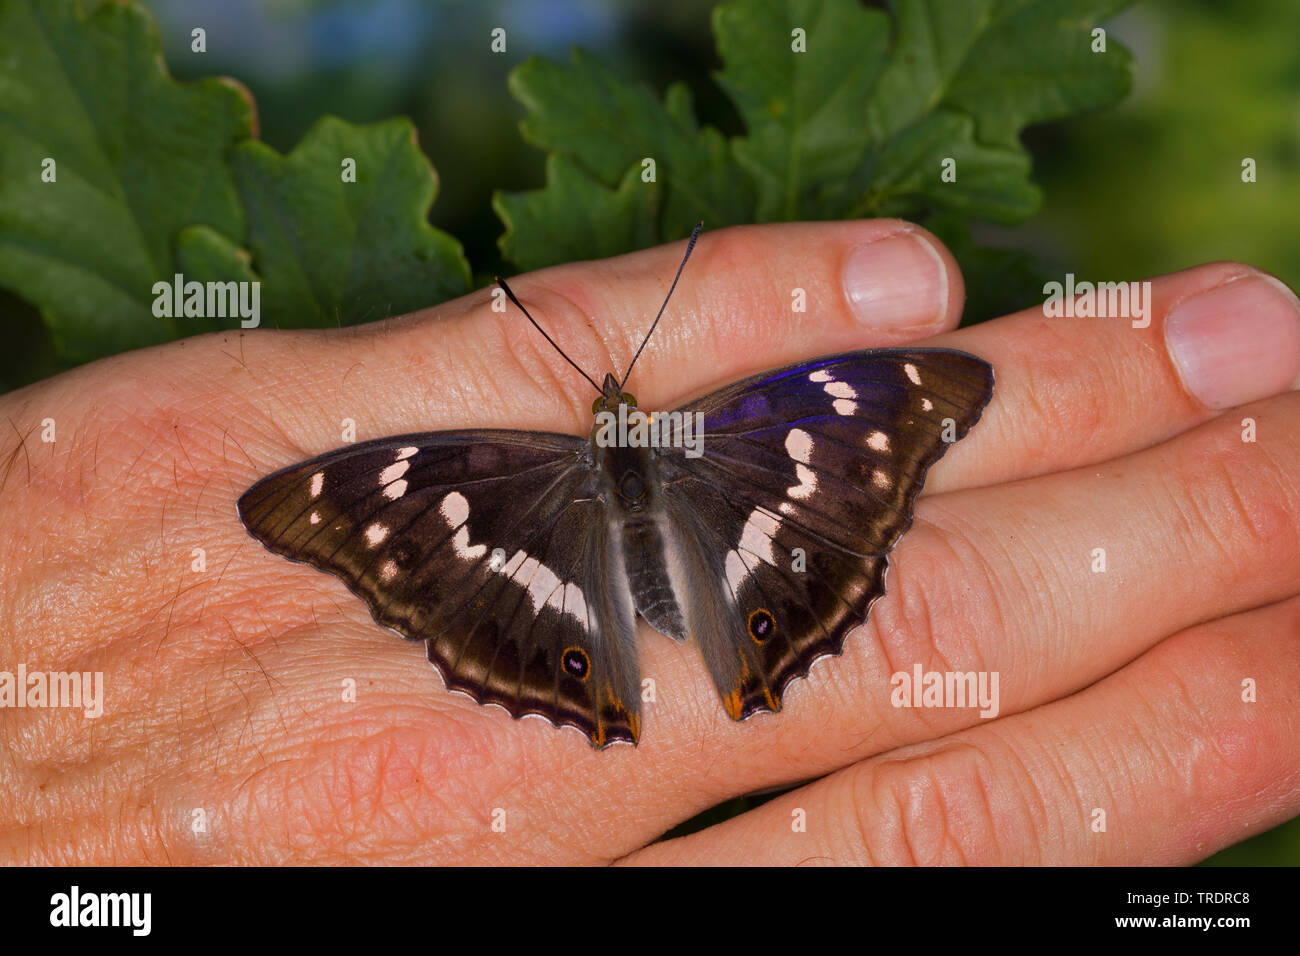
[561,646,592,682]
[747,608,775,644]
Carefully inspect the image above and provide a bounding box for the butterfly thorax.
[589,372,652,513]
[593,417,657,514]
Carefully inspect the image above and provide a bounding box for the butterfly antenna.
[495,276,604,396]
[620,221,703,390]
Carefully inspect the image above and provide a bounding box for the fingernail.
[1165,273,1300,409]
[842,231,948,329]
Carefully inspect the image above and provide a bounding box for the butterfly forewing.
[654,349,994,719]
[238,430,642,747]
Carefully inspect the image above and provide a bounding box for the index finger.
[219,219,964,468]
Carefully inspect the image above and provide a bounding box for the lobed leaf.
[231,116,470,329]
[0,0,252,362]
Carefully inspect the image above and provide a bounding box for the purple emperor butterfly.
[238,225,994,747]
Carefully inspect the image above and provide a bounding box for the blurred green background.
[3,0,1296,863]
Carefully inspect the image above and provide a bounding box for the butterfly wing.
[653,348,994,720]
[237,431,641,747]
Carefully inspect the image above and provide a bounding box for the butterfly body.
[239,347,993,748]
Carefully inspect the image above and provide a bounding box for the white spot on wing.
[824,381,856,399]
[867,431,890,452]
[440,494,488,560]
[309,511,321,525]
[395,446,418,460]
[452,526,487,560]
[809,369,833,383]
[379,460,410,485]
[498,550,587,624]
[520,557,561,611]
[725,551,749,592]
[921,398,934,412]
[724,507,781,593]
[551,581,588,623]
[904,363,921,385]
[785,428,814,464]
[365,522,389,547]
[787,463,817,500]
[440,491,470,527]
[379,560,398,582]
[872,469,892,490]
[738,508,778,564]
[383,480,408,500]
[309,471,324,498]
[832,399,857,416]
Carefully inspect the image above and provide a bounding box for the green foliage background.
[2,0,1138,383]
[0,0,1295,863]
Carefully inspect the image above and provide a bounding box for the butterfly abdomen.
[621,513,688,641]
[595,439,691,642]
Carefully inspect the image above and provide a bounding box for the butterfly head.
[592,372,636,416]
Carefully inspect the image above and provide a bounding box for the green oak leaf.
[712,0,890,221]
[945,0,1135,147]
[868,0,1135,148]
[861,0,1131,224]
[864,111,1039,223]
[494,155,659,273]
[230,116,470,328]
[502,50,752,247]
[512,48,680,188]
[0,0,253,363]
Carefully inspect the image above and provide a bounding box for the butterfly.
[238,224,994,748]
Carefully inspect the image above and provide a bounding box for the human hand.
[3,220,1298,864]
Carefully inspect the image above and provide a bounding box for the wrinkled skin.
[2,220,1299,864]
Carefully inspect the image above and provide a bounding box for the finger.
[614,389,1300,826]
[623,592,1300,865]
[923,263,1300,493]
[195,219,964,459]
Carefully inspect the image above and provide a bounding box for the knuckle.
[842,741,1002,865]
[695,224,770,282]
[1011,320,1110,464]
[1167,419,1300,580]
[678,226,795,367]
[861,516,1001,711]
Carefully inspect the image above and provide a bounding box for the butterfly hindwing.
[657,486,888,719]
[654,348,994,719]
[237,431,642,747]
